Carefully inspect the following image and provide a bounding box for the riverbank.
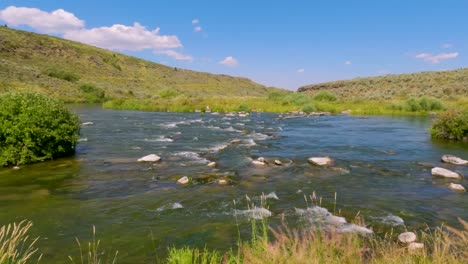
[102,95,468,116]
[3,216,467,263]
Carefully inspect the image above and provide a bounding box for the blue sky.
[0,0,467,90]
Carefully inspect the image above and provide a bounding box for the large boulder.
[137,154,161,162]
[431,167,462,179]
[308,157,333,166]
[441,155,468,165]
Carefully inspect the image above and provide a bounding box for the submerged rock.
[448,183,466,192]
[137,154,161,162]
[207,162,217,168]
[274,160,282,165]
[441,155,468,165]
[252,160,267,166]
[218,179,229,185]
[431,167,462,179]
[177,176,190,185]
[398,232,417,244]
[236,207,272,220]
[12,166,20,170]
[308,157,333,166]
[264,192,279,200]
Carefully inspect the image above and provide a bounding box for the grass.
[298,69,468,101]
[0,220,40,264]
[1,215,468,263]
[0,27,282,103]
[102,93,467,116]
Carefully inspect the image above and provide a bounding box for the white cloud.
[0,6,191,61]
[0,6,84,33]
[441,43,453,49]
[192,19,199,24]
[297,68,305,73]
[194,26,202,32]
[345,60,352,65]
[64,22,181,51]
[415,52,459,63]
[155,49,193,61]
[220,56,239,67]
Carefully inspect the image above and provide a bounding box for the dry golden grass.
[0,220,40,264]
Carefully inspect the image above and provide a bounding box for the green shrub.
[238,104,251,112]
[159,88,179,99]
[302,103,317,113]
[80,83,105,103]
[267,92,287,101]
[314,91,337,101]
[282,93,310,106]
[405,97,444,112]
[46,68,80,82]
[0,92,80,166]
[430,109,468,141]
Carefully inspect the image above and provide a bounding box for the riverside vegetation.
[1,26,467,116]
[0,92,80,166]
[1,204,467,264]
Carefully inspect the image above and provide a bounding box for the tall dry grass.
[0,220,40,264]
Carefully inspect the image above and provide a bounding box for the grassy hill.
[298,69,468,100]
[0,26,279,103]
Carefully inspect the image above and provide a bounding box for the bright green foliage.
[314,91,337,101]
[80,84,105,103]
[0,92,80,166]
[238,104,251,112]
[431,109,468,141]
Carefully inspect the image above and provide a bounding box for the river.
[0,105,467,263]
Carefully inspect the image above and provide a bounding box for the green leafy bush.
[238,104,251,112]
[314,91,337,101]
[46,68,80,82]
[430,109,468,141]
[0,92,80,166]
[159,89,179,99]
[80,83,105,103]
[282,93,310,106]
[302,103,317,113]
[404,97,444,112]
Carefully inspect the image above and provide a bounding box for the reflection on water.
[0,105,467,262]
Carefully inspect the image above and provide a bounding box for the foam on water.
[295,206,373,234]
[264,192,279,200]
[378,215,405,226]
[143,136,174,142]
[174,151,210,164]
[234,207,272,220]
[78,138,88,142]
[156,202,184,212]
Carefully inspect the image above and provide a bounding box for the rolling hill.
[298,69,468,100]
[0,27,280,103]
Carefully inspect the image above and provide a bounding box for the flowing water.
[1,105,467,263]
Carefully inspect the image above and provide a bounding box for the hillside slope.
[0,27,278,102]
[298,69,468,100]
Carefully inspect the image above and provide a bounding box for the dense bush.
[80,83,105,103]
[302,103,317,113]
[46,68,80,82]
[405,97,444,112]
[430,110,468,141]
[314,91,337,101]
[159,88,179,99]
[0,92,80,166]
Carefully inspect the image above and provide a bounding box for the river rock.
[81,121,94,126]
[137,154,161,162]
[341,109,352,115]
[274,160,282,165]
[252,160,266,166]
[231,139,242,144]
[408,242,424,251]
[308,157,333,166]
[207,162,217,168]
[12,166,20,170]
[218,179,229,185]
[448,183,466,192]
[177,176,190,184]
[441,155,468,165]
[431,167,462,179]
[398,232,417,244]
